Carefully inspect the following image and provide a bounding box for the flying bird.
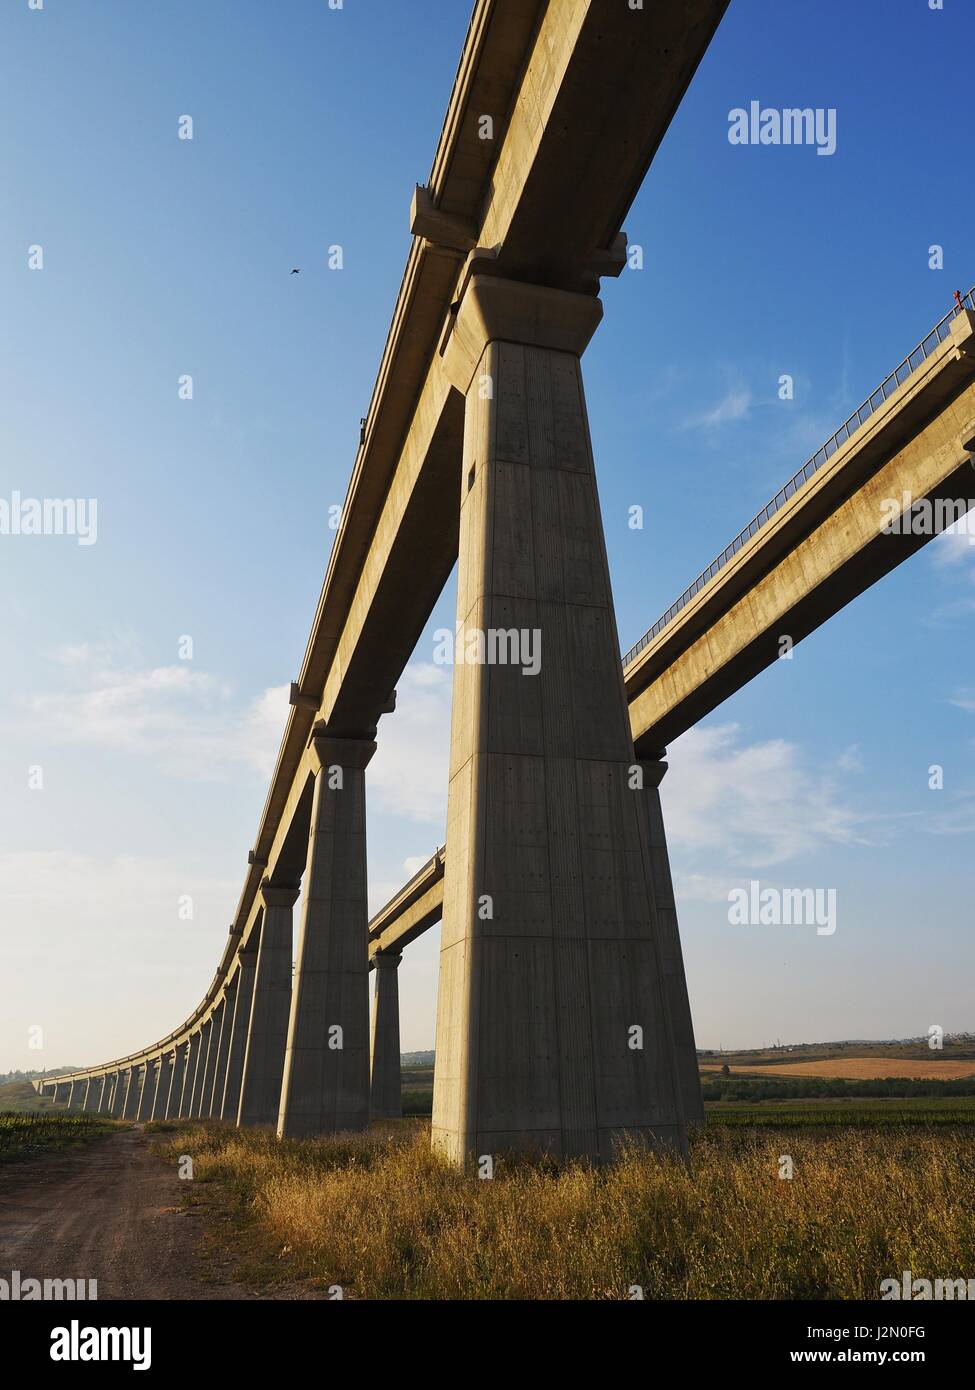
[291,268,300,274]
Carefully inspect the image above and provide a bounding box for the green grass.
[0,1111,113,1162]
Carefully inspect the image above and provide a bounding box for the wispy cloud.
[7,642,288,780]
[665,723,880,869]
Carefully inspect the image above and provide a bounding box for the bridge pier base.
[277,732,375,1139]
[238,881,300,1127]
[370,951,403,1119]
[432,275,689,1166]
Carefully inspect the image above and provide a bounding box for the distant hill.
[401,1051,435,1068]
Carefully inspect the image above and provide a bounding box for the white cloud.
[7,644,288,781]
[369,663,451,825]
[664,723,873,869]
[686,388,752,431]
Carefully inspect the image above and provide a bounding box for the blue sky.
[2,0,974,1071]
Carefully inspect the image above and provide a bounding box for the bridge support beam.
[190,1021,213,1118]
[277,734,375,1139]
[432,275,688,1165]
[121,1067,140,1120]
[179,1034,201,1118]
[370,951,402,1120]
[207,992,232,1119]
[637,755,704,1125]
[198,1014,220,1119]
[239,882,300,1128]
[152,1052,173,1121]
[102,1073,118,1115]
[221,957,256,1121]
[167,1045,187,1120]
[136,1062,156,1121]
[112,1073,128,1117]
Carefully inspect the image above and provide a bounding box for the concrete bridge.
[36,0,975,1166]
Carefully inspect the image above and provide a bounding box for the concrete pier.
[369,951,403,1119]
[152,1052,173,1120]
[239,882,299,1127]
[167,1045,186,1120]
[637,756,704,1124]
[190,1020,212,1118]
[101,1073,117,1115]
[121,1067,140,1120]
[221,956,256,1120]
[278,733,374,1139]
[432,276,688,1165]
[136,1062,157,1121]
[208,992,232,1118]
[179,1034,200,1118]
[198,1013,220,1118]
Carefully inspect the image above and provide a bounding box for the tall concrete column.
[136,1062,157,1121]
[101,1073,117,1115]
[81,1077,94,1111]
[122,1067,143,1120]
[208,989,233,1119]
[432,274,687,1165]
[637,755,704,1125]
[277,733,374,1139]
[189,1021,212,1118]
[179,1034,201,1118]
[196,1016,218,1118]
[66,1079,80,1110]
[221,955,256,1121]
[167,1045,187,1119]
[90,1076,106,1113]
[370,952,403,1119]
[114,1071,129,1117]
[239,884,300,1128]
[152,1053,174,1120]
[201,1000,225,1118]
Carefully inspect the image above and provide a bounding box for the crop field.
[701,1058,975,1080]
[0,1111,111,1162]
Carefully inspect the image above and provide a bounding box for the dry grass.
[700,1058,975,1080]
[151,1121,975,1300]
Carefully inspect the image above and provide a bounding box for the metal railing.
[621,287,975,669]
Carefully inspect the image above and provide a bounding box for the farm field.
[0,1111,112,1163]
[701,1058,975,1080]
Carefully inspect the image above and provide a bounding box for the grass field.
[0,1080,56,1115]
[148,1114,975,1300]
[0,1111,112,1163]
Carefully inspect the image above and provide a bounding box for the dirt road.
[0,1125,267,1300]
